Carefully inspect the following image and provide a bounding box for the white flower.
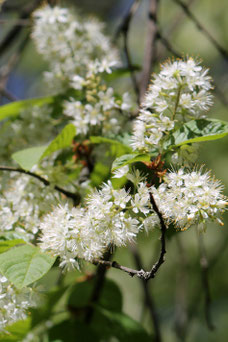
[98,88,116,111]
[121,93,132,111]
[39,181,148,267]
[70,75,85,90]
[131,58,213,152]
[0,274,37,330]
[0,175,59,240]
[151,168,227,230]
[32,5,119,92]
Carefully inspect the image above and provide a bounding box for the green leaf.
[68,278,123,312]
[0,231,30,243]
[90,162,110,187]
[12,124,76,170]
[42,123,76,158]
[164,118,228,149]
[11,146,47,171]
[112,153,152,171]
[0,245,56,289]
[0,96,54,121]
[93,307,152,342]
[48,320,100,342]
[0,239,26,254]
[31,285,68,327]
[90,136,132,156]
[0,318,31,341]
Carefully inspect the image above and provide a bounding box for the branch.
[140,0,160,101]
[148,192,167,276]
[173,0,228,62]
[0,165,81,205]
[94,192,167,282]
[0,88,18,102]
[157,30,182,58]
[198,233,215,331]
[115,0,141,40]
[130,244,162,342]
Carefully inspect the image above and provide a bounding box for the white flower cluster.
[0,274,36,331]
[63,89,131,136]
[32,4,132,137]
[32,4,119,92]
[0,175,59,240]
[131,110,174,152]
[39,180,157,270]
[131,58,213,152]
[151,168,227,231]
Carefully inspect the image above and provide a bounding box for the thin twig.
[0,88,18,102]
[157,30,182,58]
[148,192,167,277]
[115,0,141,40]
[130,244,162,342]
[140,0,160,101]
[0,166,81,205]
[198,233,215,331]
[94,192,167,282]
[173,0,228,62]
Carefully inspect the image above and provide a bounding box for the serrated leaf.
[164,118,228,149]
[112,153,152,171]
[0,318,31,341]
[0,96,54,121]
[12,124,76,170]
[0,239,26,254]
[0,245,56,289]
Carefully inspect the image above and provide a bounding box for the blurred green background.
[0,0,228,341]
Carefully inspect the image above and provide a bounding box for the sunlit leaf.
[164,118,228,149]
[0,239,26,254]
[112,153,152,171]
[12,124,76,170]
[0,245,56,289]
[0,318,31,341]
[0,96,54,121]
